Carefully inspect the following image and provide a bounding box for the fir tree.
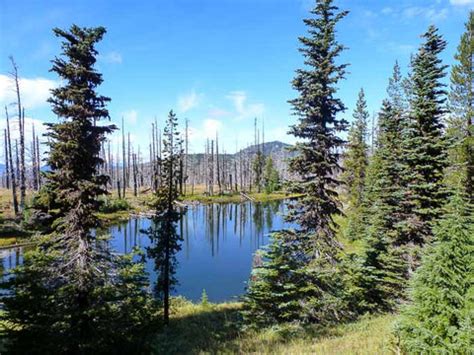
[396,192,473,353]
[1,25,158,353]
[349,64,410,313]
[263,156,280,194]
[400,25,448,250]
[286,0,348,253]
[244,0,350,325]
[342,88,369,239]
[447,11,474,202]
[243,230,347,326]
[143,110,184,325]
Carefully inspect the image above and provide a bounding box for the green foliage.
[399,25,448,248]
[0,25,159,353]
[142,110,184,324]
[243,230,349,327]
[286,0,349,245]
[342,88,369,239]
[98,197,131,213]
[396,192,474,353]
[1,239,159,354]
[447,11,474,201]
[244,0,350,327]
[252,149,265,193]
[201,289,210,308]
[263,156,280,194]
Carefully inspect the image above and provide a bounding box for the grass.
[152,298,398,354]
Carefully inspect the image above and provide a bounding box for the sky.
[0,0,473,157]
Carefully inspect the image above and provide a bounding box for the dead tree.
[35,133,41,189]
[184,118,189,195]
[32,124,38,190]
[9,57,25,211]
[127,131,131,188]
[121,117,126,197]
[132,150,138,197]
[5,107,18,214]
[216,132,221,194]
[4,129,10,189]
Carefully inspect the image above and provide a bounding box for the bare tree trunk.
[32,124,37,191]
[5,107,18,215]
[10,58,25,211]
[184,118,189,195]
[4,129,10,189]
[127,132,131,189]
[36,134,41,189]
[132,150,138,197]
[216,132,221,194]
[121,117,126,198]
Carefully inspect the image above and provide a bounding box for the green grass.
[152,298,397,354]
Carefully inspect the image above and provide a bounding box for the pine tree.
[244,0,350,325]
[342,88,369,239]
[1,25,158,353]
[143,110,184,325]
[400,25,448,250]
[447,11,474,202]
[263,156,280,194]
[396,192,473,353]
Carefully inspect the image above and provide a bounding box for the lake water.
[1,200,294,302]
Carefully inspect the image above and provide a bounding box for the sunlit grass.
[153,298,397,354]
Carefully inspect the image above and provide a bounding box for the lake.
[1,200,294,302]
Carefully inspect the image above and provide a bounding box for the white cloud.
[178,90,201,113]
[402,6,449,22]
[450,0,474,6]
[101,51,122,64]
[226,91,265,120]
[381,7,393,15]
[0,74,57,110]
[122,109,138,125]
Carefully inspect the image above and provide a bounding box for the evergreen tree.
[342,88,369,239]
[400,25,448,250]
[263,156,280,194]
[396,192,473,353]
[447,11,474,202]
[347,63,410,314]
[1,25,158,353]
[243,230,347,326]
[286,0,348,252]
[244,0,350,325]
[143,110,184,325]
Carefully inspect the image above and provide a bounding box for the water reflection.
[2,200,294,302]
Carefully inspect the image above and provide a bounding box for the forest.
[0,0,473,354]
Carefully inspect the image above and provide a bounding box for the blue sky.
[0,0,472,156]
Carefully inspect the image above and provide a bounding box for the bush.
[98,197,131,213]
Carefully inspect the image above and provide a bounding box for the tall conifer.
[143,110,184,325]
[342,88,369,239]
[447,11,474,201]
[400,26,448,250]
[244,0,350,325]
[1,25,157,353]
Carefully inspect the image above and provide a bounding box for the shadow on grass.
[151,303,243,354]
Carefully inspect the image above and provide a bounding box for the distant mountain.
[0,163,4,174]
[238,141,292,156]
